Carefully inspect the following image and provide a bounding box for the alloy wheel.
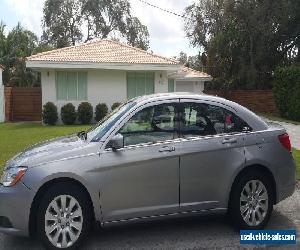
[240,180,269,226]
[45,195,83,248]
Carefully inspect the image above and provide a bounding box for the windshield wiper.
[77,131,87,140]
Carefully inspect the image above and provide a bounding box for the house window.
[168,79,174,92]
[127,72,155,99]
[56,71,87,101]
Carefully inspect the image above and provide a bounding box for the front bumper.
[0,182,33,236]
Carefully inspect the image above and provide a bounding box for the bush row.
[42,102,121,125]
[273,66,300,121]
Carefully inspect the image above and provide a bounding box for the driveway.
[0,189,299,250]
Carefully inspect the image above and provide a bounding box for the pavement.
[0,188,299,250]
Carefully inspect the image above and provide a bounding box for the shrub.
[77,102,93,124]
[111,102,121,111]
[61,103,77,125]
[273,66,300,121]
[95,103,108,122]
[42,102,58,125]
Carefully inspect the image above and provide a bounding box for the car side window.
[118,104,178,147]
[181,103,251,138]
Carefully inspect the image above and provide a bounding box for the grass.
[292,148,300,180]
[260,113,300,125]
[0,123,299,180]
[0,122,90,173]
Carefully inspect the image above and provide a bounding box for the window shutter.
[168,79,174,92]
[136,72,146,97]
[78,72,87,100]
[67,72,77,100]
[56,72,67,100]
[127,72,136,99]
[145,72,155,94]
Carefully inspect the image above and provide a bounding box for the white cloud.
[4,0,199,57]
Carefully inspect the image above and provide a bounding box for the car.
[0,93,296,249]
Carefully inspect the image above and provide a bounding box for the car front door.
[178,100,249,211]
[98,100,181,222]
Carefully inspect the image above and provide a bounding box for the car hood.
[5,134,94,168]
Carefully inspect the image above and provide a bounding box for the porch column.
[0,67,4,122]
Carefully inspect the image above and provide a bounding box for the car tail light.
[278,133,291,152]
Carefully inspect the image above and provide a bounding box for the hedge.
[95,103,108,122]
[273,66,300,121]
[78,102,93,124]
[61,103,77,125]
[42,102,58,125]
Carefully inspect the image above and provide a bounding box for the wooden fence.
[5,87,42,121]
[204,90,278,115]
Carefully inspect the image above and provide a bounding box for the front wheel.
[37,183,92,249]
[229,170,274,229]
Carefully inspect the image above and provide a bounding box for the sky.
[0,0,199,58]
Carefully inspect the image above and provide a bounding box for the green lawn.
[0,123,90,173]
[0,123,299,180]
[293,148,300,180]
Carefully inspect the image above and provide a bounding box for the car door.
[178,100,249,211]
[98,100,181,222]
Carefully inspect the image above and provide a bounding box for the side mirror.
[109,133,124,151]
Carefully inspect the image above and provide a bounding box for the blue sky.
[0,0,199,58]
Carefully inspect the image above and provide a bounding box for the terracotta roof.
[169,66,212,80]
[27,39,179,65]
[178,66,212,78]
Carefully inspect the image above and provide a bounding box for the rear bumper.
[0,182,33,236]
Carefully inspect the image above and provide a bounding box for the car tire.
[36,183,92,249]
[229,170,274,230]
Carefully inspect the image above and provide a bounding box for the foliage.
[184,0,300,90]
[0,123,90,173]
[61,103,77,125]
[111,102,121,111]
[95,103,108,122]
[42,102,58,125]
[273,66,300,121]
[77,102,93,124]
[0,22,41,86]
[42,0,149,50]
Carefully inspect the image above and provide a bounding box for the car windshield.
[87,101,136,142]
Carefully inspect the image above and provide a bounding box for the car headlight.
[0,167,28,187]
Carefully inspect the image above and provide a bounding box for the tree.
[0,22,42,86]
[42,0,83,48]
[42,0,150,50]
[184,0,300,90]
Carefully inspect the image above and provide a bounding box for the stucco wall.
[41,69,169,117]
[175,80,204,93]
[0,68,4,122]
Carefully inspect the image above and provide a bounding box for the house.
[26,39,212,117]
[0,65,4,122]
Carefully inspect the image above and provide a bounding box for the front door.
[178,100,248,211]
[98,101,181,222]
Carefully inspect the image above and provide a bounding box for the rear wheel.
[37,183,92,249]
[229,170,274,229]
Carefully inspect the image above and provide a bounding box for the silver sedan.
[0,93,296,249]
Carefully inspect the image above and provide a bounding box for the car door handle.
[222,138,237,144]
[159,146,175,152]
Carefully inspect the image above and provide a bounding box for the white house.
[0,65,4,122]
[26,39,212,115]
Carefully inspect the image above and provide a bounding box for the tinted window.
[119,104,178,146]
[181,103,251,138]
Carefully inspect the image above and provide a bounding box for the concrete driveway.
[0,189,299,250]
